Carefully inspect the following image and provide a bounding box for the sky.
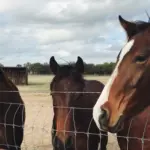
[0,0,150,66]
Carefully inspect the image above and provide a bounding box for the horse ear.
[118,15,137,39]
[49,56,59,75]
[75,56,84,74]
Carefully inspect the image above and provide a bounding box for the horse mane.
[132,11,150,34]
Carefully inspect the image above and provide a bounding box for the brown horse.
[93,15,150,150]
[50,56,108,150]
[0,68,25,150]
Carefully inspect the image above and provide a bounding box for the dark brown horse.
[93,15,150,150]
[0,68,25,150]
[50,56,108,150]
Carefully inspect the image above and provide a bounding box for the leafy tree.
[16,64,22,67]
[24,62,32,73]
[14,61,116,75]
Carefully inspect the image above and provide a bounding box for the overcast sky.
[0,0,150,66]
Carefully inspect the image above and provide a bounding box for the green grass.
[17,75,109,91]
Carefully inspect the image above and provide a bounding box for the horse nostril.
[99,108,109,128]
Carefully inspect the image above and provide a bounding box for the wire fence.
[0,90,150,150]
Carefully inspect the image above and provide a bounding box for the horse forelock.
[50,64,84,91]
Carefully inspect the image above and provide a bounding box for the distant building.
[1,67,28,85]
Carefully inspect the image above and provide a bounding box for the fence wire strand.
[0,90,102,94]
[0,90,149,149]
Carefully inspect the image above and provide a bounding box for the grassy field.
[17,75,119,150]
[18,75,110,91]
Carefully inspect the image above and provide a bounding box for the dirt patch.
[17,75,120,150]
[20,93,52,150]
[19,92,120,150]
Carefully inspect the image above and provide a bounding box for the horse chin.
[108,122,124,133]
[108,115,125,133]
[99,121,124,133]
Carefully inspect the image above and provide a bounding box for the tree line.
[14,61,116,75]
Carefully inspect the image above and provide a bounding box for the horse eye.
[135,55,147,63]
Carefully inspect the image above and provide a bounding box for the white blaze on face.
[93,39,135,129]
